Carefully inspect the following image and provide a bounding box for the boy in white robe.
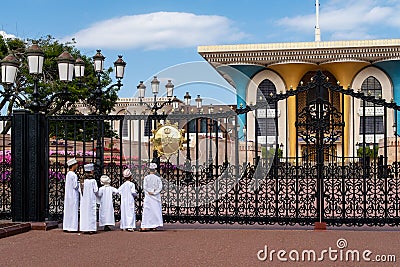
[79,163,98,234]
[140,163,163,231]
[63,158,80,232]
[98,175,119,231]
[118,169,138,231]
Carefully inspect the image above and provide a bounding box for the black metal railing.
[4,71,400,226]
[0,116,12,220]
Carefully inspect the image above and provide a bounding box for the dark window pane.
[361,76,382,107]
[200,119,207,133]
[359,116,384,134]
[144,119,152,136]
[256,118,277,136]
[257,79,276,109]
[122,120,129,137]
[188,120,196,133]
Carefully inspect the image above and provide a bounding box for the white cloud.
[276,0,400,40]
[63,12,246,50]
[0,31,16,39]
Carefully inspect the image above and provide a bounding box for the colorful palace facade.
[198,39,400,158]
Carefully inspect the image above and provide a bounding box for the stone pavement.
[0,223,399,267]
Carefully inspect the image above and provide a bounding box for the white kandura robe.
[118,181,138,229]
[63,171,81,231]
[141,174,163,229]
[79,179,98,232]
[98,185,119,227]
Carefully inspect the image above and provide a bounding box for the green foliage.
[261,146,283,159]
[357,145,379,158]
[0,35,120,115]
[0,36,8,59]
[48,119,118,142]
[0,35,122,139]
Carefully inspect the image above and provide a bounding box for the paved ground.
[0,223,399,267]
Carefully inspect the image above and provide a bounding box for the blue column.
[216,65,265,139]
[375,61,400,135]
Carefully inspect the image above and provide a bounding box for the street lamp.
[1,54,19,85]
[26,42,44,75]
[195,95,203,111]
[26,42,46,113]
[89,50,126,180]
[0,54,26,106]
[93,49,105,73]
[136,77,177,115]
[184,92,191,107]
[0,42,81,113]
[172,96,179,110]
[57,51,75,82]
[136,77,180,168]
[74,57,85,79]
[92,50,126,113]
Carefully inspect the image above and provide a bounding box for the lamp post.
[92,50,126,114]
[90,50,126,179]
[243,125,247,164]
[266,143,272,167]
[26,42,46,113]
[136,77,177,115]
[0,42,80,222]
[183,92,192,163]
[394,123,399,178]
[136,77,179,167]
[1,43,126,221]
[208,104,214,167]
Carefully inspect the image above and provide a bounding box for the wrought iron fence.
[4,71,400,227]
[0,116,12,220]
[44,105,400,227]
[46,113,244,221]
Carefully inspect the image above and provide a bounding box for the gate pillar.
[11,110,47,222]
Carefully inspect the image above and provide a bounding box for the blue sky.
[1,0,400,102]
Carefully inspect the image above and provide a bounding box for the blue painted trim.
[215,65,266,139]
[374,61,400,135]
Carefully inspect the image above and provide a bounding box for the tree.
[0,35,121,139]
[0,35,120,116]
[357,145,379,159]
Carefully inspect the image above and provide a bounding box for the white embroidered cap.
[123,169,132,178]
[66,158,78,167]
[84,163,94,172]
[100,175,111,185]
[149,163,157,170]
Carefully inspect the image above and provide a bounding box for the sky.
[1,0,400,103]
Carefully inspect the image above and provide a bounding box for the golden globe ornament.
[150,120,186,159]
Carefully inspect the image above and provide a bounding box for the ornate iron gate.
[4,70,400,226]
[264,70,400,226]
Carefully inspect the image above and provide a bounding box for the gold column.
[323,62,368,158]
[269,64,318,157]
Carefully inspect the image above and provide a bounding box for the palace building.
[197,1,400,159]
[198,39,400,158]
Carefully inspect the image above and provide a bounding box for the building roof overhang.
[198,39,400,66]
